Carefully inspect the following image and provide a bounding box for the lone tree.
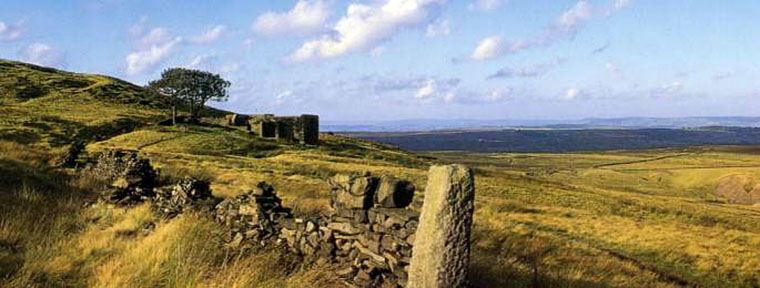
[147,68,230,124]
[184,69,231,118]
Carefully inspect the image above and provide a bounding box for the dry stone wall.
[213,172,419,287]
[85,152,474,288]
[86,151,158,205]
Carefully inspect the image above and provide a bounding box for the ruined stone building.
[225,113,319,145]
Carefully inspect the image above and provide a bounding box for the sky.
[1,0,759,122]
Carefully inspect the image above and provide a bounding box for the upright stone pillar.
[408,165,475,288]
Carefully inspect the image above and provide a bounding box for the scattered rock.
[153,177,216,218]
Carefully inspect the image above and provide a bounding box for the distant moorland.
[350,127,760,152]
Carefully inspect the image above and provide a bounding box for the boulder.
[328,173,379,210]
[375,176,415,208]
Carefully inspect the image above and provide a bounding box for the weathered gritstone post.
[408,165,475,288]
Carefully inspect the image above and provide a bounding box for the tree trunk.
[172,105,177,125]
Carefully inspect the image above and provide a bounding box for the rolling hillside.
[3,60,760,287]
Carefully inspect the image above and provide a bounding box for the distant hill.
[324,117,760,132]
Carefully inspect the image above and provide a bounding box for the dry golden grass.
[7,126,760,287]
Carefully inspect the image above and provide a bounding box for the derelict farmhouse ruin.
[225,113,319,145]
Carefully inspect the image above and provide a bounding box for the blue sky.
[1,0,759,122]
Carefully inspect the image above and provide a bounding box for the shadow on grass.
[469,225,613,288]
[0,158,96,285]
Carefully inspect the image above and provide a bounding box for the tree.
[147,68,189,125]
[147,68,230,124]
[184,70,231,119]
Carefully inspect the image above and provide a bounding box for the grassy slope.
[0,60,427,287]
[3,60,760,287]
[437,147,760,287]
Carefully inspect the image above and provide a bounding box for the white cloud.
[413,78,461,103]
[253,0,329,36]
[605,0,631,16]
[652,81,683,96]
[139,28,174,48]
[221,63,241,73]
[606,62,618,72]
[182,54,242,75]
[555,1,592,34]
[184,54,217,70]
[426,18,450,37]
[443,92,456,103]
[371,46,386,57]
[191,25,226,43]
[416,79,437,99]
[274,90,305,106]
[469,1,597,61]
[713,71,735,81]
[485,87,512,102]
[128,16,148,37]
[0,21,23,41]
[468,0,503,11]
[564,88,581,100]
[614,0,631,10]
[19,43,66,68]
[242,38,255,50]
[488,58,566,79]
[289,0,445,62]
[470,36,504,60]
[125,26,182,75]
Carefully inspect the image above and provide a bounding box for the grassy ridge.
[0,59,168,149]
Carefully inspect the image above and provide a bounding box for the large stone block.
[328,174,379,210]
[375,176,415,208]
[408,165,475,288]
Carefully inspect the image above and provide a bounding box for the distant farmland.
[350,127,760,152]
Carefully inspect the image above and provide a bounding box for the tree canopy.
[147,68,230,123]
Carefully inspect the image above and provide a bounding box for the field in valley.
[3,60,760,287]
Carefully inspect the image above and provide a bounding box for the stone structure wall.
[227,113,319,145]
[214,172,419,287]
[87,152,473,288]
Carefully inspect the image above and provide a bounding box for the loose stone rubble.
[214,182,293,247]
[86,151,158,205]
[153,177,216,218]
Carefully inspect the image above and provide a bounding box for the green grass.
[0,59,169,149]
